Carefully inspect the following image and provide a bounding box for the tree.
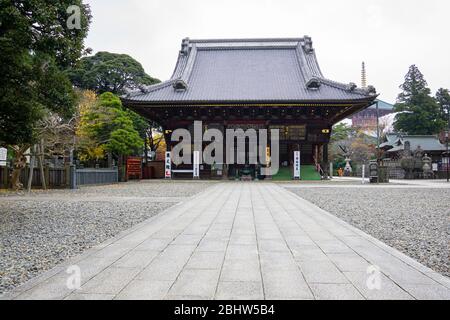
[436,88,450,124]
[0,0,92,189]
[67,51,160,95]
[393,65,446,135]
[329,123,376,170]
[76,92,144,164]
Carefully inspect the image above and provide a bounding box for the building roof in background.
[123,37,377,104]
[367,99,394,110]
[381,133,447,153]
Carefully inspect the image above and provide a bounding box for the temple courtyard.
[0,179,449,300]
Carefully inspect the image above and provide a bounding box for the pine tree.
[394,65,446,135]
[436,88,450,124]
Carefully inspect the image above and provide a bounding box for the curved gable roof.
[123,37,377,103]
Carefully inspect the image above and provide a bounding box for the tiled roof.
[383,134,447,153]
[367,99,394,110]
[123,37,377,103]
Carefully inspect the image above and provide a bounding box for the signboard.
[432,163,438,172]
[293,151,301,180]
[0,147,6,167]
[165,151,171,179]
[126,156,142,180]
[193,151,200,179]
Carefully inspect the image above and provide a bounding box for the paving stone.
[112,250,159,269]
[220,260,262,282]
[65,293,114,300]
[258,239,289,252]
[115,280,173,300]
[186,251,225,269]
[291,245,329,262]
[343,271,413,300]
[400,284,450,300]
[297,260,349,284]
[197,239,228,252]
[80,267,141,294]
[14,275,72,300]
[327,253,371,272]
[134,238,170,251]
[216,281,264,300]
[315,239,353,253]
[309,283,365,300]
[168,269,220,298]
[6,182,449,300]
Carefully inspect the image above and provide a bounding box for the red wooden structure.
[126,156,142,180]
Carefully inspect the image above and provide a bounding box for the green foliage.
[330,123,354,144]
[393,65,446,135]
[0,0,92,146]
[436,88,450,123]
[67,51,160,95]
[76,92,144,160]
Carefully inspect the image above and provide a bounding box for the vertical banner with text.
[165,151,171,179]
[294,151,301,180]
[0,147,7,167]
[193,150,200,179]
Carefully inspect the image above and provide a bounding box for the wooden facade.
[122,37,377,179]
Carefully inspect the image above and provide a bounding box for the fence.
[0,165,118,189]
[75,168,118,186]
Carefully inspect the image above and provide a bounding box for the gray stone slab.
[6,182,448,300]
[297,260,349,284]
[400,284,450,300]
[327,253,371,272]
[343,271,413,300]
[115,280,173,300]
[220,260,262,282]
[137,256,186,281]
[185,251,225,270]
[291,245,329,262]
[14,275,72,300]
[309,283,365,300]
[65,293,115,300]
[258,239,289,252]
[80,267,141,294]
[197,239,228,252]
[315,239,353,253]
[112,250,159,269]
[134,238,170,251]
[168,269,220,298]
[216,281,264,300]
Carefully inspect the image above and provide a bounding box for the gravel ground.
[0,181,214,294]
[286,186,450,277]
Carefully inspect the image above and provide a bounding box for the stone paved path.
[4,183,450,300]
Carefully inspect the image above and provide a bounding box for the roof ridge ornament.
[180,37,190,55]
[173,79,188,91]
[306,77,321,90]
[347,82,357,91]
[303,36,313,53]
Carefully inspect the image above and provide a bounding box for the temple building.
[350,99,394,129]
[122,37,377,179]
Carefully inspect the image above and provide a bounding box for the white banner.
[294,151,301,179]
[0,147,6,167]
[193,150,200,178]
[165,151,171,179]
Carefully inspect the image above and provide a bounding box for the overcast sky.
[84,0,449,103]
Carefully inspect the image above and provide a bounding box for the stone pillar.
[69,164,77,189]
